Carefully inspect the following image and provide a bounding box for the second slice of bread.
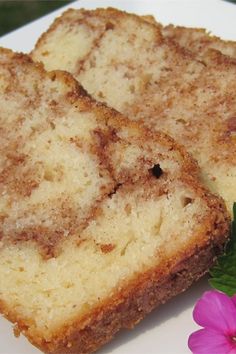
[142,14,236,59]
[32,7,236,214]
[0,47,229,353]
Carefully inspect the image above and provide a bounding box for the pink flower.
[188,290,236,354]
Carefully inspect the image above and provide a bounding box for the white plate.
[0,1,235,353]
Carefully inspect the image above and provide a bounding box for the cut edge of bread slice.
[0,47,229,354]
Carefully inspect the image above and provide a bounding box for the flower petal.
[229,348,236,354]
[193,290,236,333]
[188,328,234,354]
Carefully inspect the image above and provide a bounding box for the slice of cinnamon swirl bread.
[0,47,228,354]
[32,8,236,214]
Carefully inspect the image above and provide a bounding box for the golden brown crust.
[161,24,236,59]
[0,46,230,354]
[32,7,164,57]
[138,14,236,59]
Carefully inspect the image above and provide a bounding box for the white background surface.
[0,0,235,353]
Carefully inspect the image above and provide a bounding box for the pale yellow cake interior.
[0,49,215,343]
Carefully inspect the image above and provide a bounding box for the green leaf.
[209,278,236,297]
[209,202,236,296]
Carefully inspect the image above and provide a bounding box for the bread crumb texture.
[32,8,236,213]
[0,47,229,353]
